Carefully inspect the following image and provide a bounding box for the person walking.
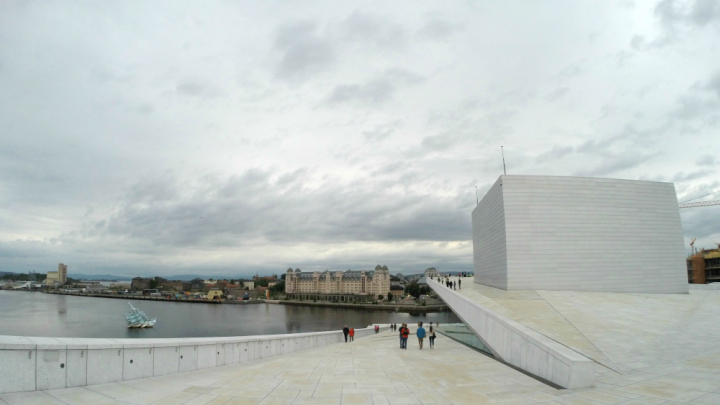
[453,281,456,290]
[429,326,436,348]
[401,323,409,349]
[398,324,404,348]
[375,325,379,334]
[458,279,462,289]
[349,327,355,342]
[417,322,426,350]
[343,325,349,342]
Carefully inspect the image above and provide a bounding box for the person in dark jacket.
[400,323,409,349]
[429,326,436,348]
[343,325,349,342]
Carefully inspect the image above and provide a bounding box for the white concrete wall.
[472,177,507,289]
[429,279,594,389]
[474,175,688,293]
[0,326,386,394]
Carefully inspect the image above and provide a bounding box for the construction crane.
[678,200,720,209]
[690,237,697,255]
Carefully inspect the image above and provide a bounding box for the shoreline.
[266,299,449,313]
[41,290,262,305]
[29,291,449,312]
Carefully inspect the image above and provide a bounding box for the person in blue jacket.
[416,322,426,350]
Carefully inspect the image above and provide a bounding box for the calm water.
[0,291,459,338]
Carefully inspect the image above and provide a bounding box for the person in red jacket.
[349,327,355,342]
[400,323,409,349]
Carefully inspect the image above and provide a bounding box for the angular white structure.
[473,175,688,293]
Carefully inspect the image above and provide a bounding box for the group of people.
[395,322,436,349]
[342,325,355,342]
[438,278,460,290]
[342,323,437,349]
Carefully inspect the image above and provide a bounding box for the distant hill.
[69,273,253,281]
[0,271,17,276]
[71,273,135,281]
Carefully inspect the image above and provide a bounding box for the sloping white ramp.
[429,279,594,389]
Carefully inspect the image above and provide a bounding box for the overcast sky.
[1,0,719,278]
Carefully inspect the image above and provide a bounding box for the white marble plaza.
[3,322,720,405]
[440,275,720,403]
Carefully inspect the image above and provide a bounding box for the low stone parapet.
[428,279,594,389]
[0,326,386,394]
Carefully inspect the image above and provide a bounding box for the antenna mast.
[501,146,507,175]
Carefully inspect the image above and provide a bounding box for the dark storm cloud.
[273,21,336,82]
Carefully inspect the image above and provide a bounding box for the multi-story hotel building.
[285,265,391,301]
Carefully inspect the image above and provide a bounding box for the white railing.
[0,326,387,394]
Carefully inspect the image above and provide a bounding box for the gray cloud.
[362,121,402,142]
[696,154,717,166]
[535,145,574,163]
[176,79,219,98]
[544,87,570,102]
[671,170,709,182]
[273,21,335,82]
[324,69,422,107]
[653,0,720,42]
[574,153,660,177]
[416,19,462,41]
[1,1,718,277]
[704,71,720,97]
[689,0,720,26]
[94,168,473,247]
[342,11,407,49]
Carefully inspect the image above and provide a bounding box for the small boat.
[125,302,157,328]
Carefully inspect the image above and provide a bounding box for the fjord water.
[0,291,459,338]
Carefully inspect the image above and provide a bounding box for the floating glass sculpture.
[125,302,157,328]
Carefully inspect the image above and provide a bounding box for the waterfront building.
[44,263,68,286]
[285,265,390,301]
[131,277,151,291]
[424,267,439,278]
[243,281,255,290]
[473,175,688,293]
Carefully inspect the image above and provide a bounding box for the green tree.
[270,281,285,294]
[405,281,420,298]
[387,292,393,301]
